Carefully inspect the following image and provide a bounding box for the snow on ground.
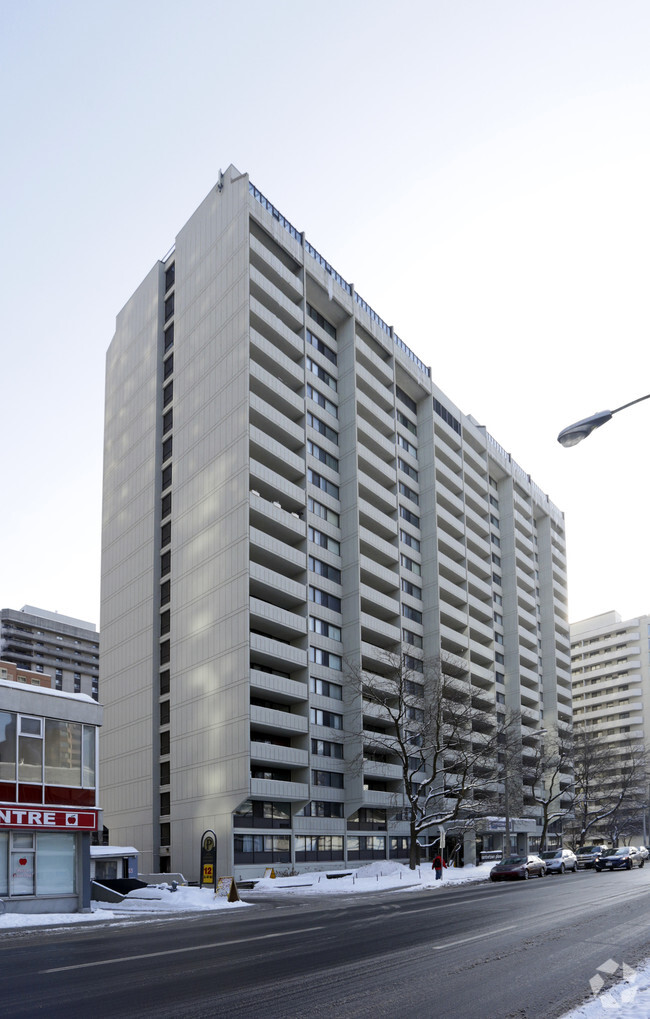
[0,861,648,1017]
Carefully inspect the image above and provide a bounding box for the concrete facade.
[100,164,571,881]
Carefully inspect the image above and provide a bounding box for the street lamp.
[557,393,650,447]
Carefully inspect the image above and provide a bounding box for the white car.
[539,848,578,874]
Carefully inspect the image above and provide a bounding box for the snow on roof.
[90,846,139,857]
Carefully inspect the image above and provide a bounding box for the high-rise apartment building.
[0,606,99,700]
[571,611,650,747]
[100,164,570,880]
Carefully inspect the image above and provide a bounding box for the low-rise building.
[0,679,102,912]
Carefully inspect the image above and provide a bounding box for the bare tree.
[348,651,499,869]
[524,730,574,851]
[567,727,647,849]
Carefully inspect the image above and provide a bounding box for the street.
[3,868,650,1018]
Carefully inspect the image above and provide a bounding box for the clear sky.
[2,0,649,629]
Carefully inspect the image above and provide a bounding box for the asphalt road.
[3,868,650,1018]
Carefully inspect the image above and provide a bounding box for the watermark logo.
[589,958,638,1011]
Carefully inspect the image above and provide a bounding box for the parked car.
[539,848,578,874]
[490,854,546,881]
[575,845,608,869]
[595,846,645,871]
[635,846,649,861]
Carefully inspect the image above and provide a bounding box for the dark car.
[490,854,546,881]
[595,846,644,871]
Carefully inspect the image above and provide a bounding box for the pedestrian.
[433,854,446,880]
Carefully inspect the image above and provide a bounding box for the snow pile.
[248,860,494,895]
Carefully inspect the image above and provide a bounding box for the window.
[308,527,340,555]
[163,381,173,407]
[492,553,501,567]
[73,673,81,693]
[397,434,418,458]
[309,651,342,674]
[309,588,341,612]
[310,674,342,695]
[161,521,171,548]
[162,464,172,490]
[396,386,417,414]
[163,354,174,380]
[402,578,422,599]
[164,293,174,321]
[307,357,337,392]
[496,692,505,704]
[162,409,173,435]
[161,492,172,518]
[397,409,417,435]
[306,328,337,364]
[165,262,175,292]
[311,739,344,759]
[433,398,461,435]
[309,498,339,527]
[308,469,339,499]
[164,323,174,352]
[159,700,170,725]
[160,760,170,785]
[300,801,344,818]
[404,655,423,674]
[308,440,339,472]
[400,553,421,576]
[309,617,341,641]
[400,506,420,527]
[162,436,173,462]
[400,530,420,552]
[312,770,344,788]
[310,708,343,729]
[309,556,341,583]
[160,792,170,816]
[399,482,419,506]
[403,605,422,624]
[160,550,171,577]
[307,303,337,339]
[402,629,423,648]
[160,610,170,636]
[306,384,338,418]
[159,670,170,695]
[307,412,338,445]
[160,731,170,756]
[398,457,418,482]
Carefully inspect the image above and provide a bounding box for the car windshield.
[540,851,560,860]
[502,856,525,865]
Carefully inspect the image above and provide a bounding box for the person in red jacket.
[432,854,446,880]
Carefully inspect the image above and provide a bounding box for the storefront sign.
[0,806,99,831]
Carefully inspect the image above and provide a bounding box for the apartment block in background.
[101,164,571,880]
[0,607,99,701]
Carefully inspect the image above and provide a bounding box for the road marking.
[431,924,517,950]
[40,926,326,973]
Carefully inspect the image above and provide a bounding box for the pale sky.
[2,0,649,629]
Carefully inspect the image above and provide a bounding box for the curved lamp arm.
[557,393,650,447]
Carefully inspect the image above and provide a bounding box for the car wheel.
[560,863,565,874]
[524,870,529,880]
[539,868,545,878]
[626,860,632,870]
[640,859,645,868]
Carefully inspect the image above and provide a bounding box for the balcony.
[250,669,308,703]
[249,632,307,671]
[249,492,305,545]
[250,527,305,577]
[250,297,303,362]
[250,777,309,801]
[250,703,308,735]
[249,458,304,512]
[359,526,398,568]
[250,741,309,769]
[249,562,305,608]
[249,598,306,641]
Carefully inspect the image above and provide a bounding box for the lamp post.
[557,393,650,447]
